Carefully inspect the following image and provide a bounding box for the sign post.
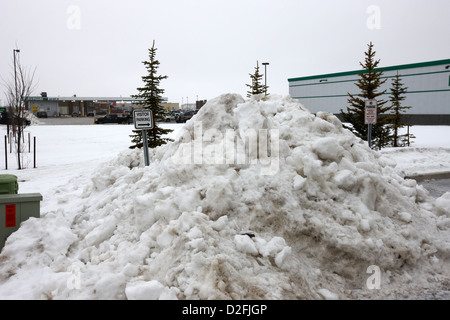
[365,100,377,148]
[133,109,154,166]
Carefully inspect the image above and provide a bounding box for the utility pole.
[13,49,20,111]
[262,62,269,95]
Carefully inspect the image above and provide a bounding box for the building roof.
[26,96,168,102]
[288,58,450,82]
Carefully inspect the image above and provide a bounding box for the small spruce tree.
[130,40,173,149]
[246,61,268,98]
[340,42,393,150]
[389,72,414,147]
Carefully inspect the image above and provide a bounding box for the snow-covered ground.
[0,94,449,300]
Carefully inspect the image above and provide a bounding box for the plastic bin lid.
[0,174,18,182]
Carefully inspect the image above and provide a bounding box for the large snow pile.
[0,94,449,299]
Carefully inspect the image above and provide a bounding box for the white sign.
[133,109,153,130]
[365,99,377,124]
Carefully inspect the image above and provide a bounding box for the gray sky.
[1,0,450,106]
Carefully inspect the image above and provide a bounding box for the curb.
[405,171,450,182]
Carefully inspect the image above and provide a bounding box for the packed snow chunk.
[93,272,127,299]
[434,192,450,216]
[360,218,371,232]
[317,289,339,300]
[333,169,357,190]
[293,174,307,190]
[212,215,228,231]
[398,211,412,223]
[156,229,175,248]
[274,246,292,268]
[316,111,343,128]
[258,236,288,257]
[125,280,178,300]
[234,234,258,255]
[312,137,345,162]
[186,226,203,239]
[83,215,117,247]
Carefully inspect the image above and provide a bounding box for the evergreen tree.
[340,42,393,150]
[389,72,414,147]
[130,40,173,149]
[246,61,268,97]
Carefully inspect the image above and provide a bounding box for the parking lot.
[36,116,97,125]
[418,178,450,198]
[36,116,180,126]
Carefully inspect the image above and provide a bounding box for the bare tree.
[2,53,37,169]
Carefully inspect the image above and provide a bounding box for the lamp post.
[13,49,20,109]
[262,62,269,95]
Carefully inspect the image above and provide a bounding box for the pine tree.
[246,61,268,98]
[340,42,393,150]
[389,72,413,147]
[130,40,173,149]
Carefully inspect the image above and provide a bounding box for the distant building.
[26,94,168,117]
[288,59,450,125]
[180,103,197,110]
[196,99,207,110]
[162,102,180,111]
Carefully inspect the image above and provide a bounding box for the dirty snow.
[0,93,449,300]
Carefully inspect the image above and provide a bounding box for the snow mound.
[0,93,449,300]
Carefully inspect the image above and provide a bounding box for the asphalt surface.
[37,116,103,125]
[418,178,450,198]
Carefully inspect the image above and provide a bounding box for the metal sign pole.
[365,100,377,149]
[133,109,153,167]
[142,129,150,166]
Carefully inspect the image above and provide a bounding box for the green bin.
[1,193,43,250]
[0,175,18,195]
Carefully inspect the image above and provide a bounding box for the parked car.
[176,110,195,123]
[72,111,80,117]
[36,111,47,118]
[164,111,176,122]
[0,112,31,126]
[94,114,130,124]
[0,111,8,124]
[174,111,182,122]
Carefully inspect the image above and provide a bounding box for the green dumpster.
[0,175,18,195]
[0,193,42,250]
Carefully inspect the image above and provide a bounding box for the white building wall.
[289,60,450,116]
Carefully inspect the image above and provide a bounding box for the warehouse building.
[26,94,168,117]
[288,59,450,125]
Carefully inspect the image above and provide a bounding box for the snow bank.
[0,93,449,300]
[381,147,450,178]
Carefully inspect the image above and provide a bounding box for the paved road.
[418,178,450,198]
[36,117,175,126]
[36,117,97,125]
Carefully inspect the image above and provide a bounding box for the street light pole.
[13,49,20,110]
[262,62,269,95]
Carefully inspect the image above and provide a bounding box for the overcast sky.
[1,0,450,106]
